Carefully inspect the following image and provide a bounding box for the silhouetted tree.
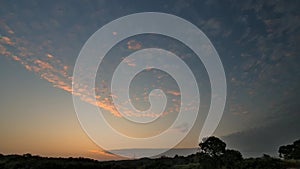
[279,145,292,159]
[23,153,32,157]
[221,149,243,169]
[279,139,300,159]
[293,139,300,159]
[199,136,226,157]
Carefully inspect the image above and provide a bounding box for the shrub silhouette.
[0,137,299,169]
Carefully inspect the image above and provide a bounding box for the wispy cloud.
[122,57,136,67]
[0,23,122,117]
[166,90,181,96]
[88,149,119,158]
[0,21,14,34]
[0,22,174,118]
[172,122,189,133]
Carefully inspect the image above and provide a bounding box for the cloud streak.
[0,22,181,118]
[88,149,120,158]
[0,23,123,117]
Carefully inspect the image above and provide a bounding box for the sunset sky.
[0,0,300,160]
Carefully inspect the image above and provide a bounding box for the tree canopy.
[279,139,300,159]
[199,136,226,157]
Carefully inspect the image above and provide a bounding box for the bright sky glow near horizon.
[0,0,299,160]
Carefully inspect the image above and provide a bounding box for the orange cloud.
[88,149,118,158]
[1,36,14,45]
[46,53,54,58]
[34,59,54,70]
[0,44,12,56]
[0,21,14,34]
[2,40,167,118]
[127,40,142,50]
[12,55,21,61]
[0,21,176,118]
[122,57,136,67]
[63,65,68,71]
[166,90,181,96]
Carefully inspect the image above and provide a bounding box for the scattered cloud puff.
[0,36,14,45]
[122,57,136,67]
[127,40,142,50]
[172,122,189,133]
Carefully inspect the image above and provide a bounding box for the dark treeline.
[1,137,299,169]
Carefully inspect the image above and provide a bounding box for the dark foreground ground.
[1,153,300,169]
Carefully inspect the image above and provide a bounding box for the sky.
[0,0,300,160]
